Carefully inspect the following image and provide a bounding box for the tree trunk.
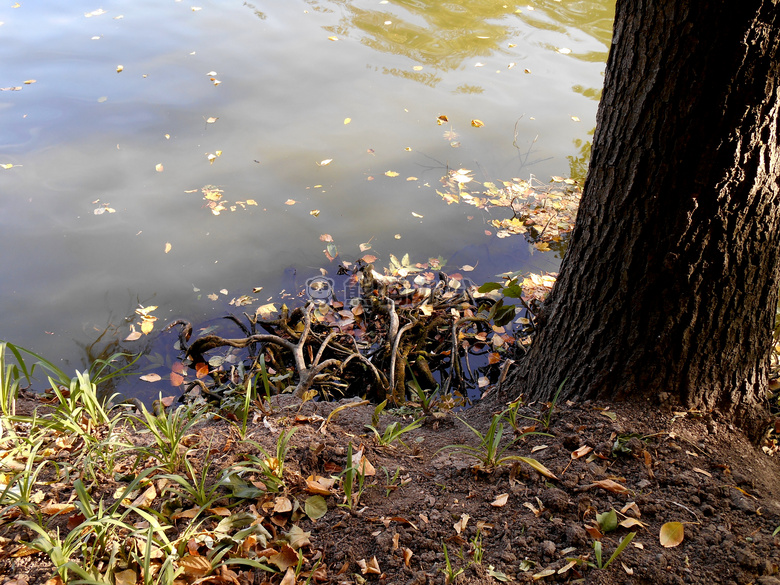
[505,0,780,432]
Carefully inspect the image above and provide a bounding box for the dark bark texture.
[507,0,780,429]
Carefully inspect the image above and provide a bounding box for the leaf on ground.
[129,485,156,508]
[571,445,593,459]
[357,557,381,575]
[273,496,293,514]
[114,569,137,585]
[40,502,76,515]
[587,478,629,493]
[179,555,211,577]
[515,456,558,480]
[596,509,617,532]
[453,513,469,534]
[533,569,555,579]
[306,476,335,496]
[286,525,311,549]
[304,495,328,520]
[619,518,646,529]
[269,545,299,571]
[491,493,509,507]
[660,522,684,548]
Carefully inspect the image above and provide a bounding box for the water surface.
[0,0,613,392]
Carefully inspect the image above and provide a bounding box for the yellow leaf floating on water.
[571,115,581,122]
[206,116,218,123]
[343,117,351,124]
[385,170,399,177]
[116,65,123,72]
[155,163,163,172]
[310,209,320,217]
[140,373,161,383]
[124,325,142,342]
[164,242,172,253]
[284,199,296,205]
[24,79,36,84]
[413,65,423,71]
[317,158,332,166]
[328,36,338,41]
[471,119,484,127]
[246,199,257,206]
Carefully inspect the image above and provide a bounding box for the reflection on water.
[0,0,614,396]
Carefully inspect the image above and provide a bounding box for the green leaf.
[477,282,503,293]
[603,531,636,569]
[304,495,328,520]
[502,283,523,298]
[510,456,558,480]
[596,509,618,532]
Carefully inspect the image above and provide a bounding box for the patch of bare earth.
[2,394,780,585]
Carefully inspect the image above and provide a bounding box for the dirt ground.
[2,391,780,585]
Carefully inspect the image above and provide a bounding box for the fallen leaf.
[343,117,351,124]
[328,36,338,41]
[206,116,218,123]
[285,525,311,549]
[284,199,297,205]
[304,495,328,520]
[179,555,211,578]
[40,502,76,515]
[385,170,399,177]
[130,485,156,508]
[317,158,333,166]
[164,242,172,253]
[357,557,381,575]
[533,569,555,579]
[571,445,593,459]
[471,119,485,127]
[403,548,413,567]
[114,569,137,585]
[155,163,164,172]
[491,493,509,507]
[140,373,161,383]
[619,518,646,529]
[453,513,469,534]
[659,522,684,548]
[310,209,320,217]
[116,65,123,72]
[587,478,629,494]
[124,325,142,341]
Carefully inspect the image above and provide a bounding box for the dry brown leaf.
[453,513,470,534]
[114,569,136,585]
[273,496,293,514]
[357,556,381,575]
[40,502,76,515]
[491,493,509,507]
[571,445,593,459]
[619,517,646,529]
[588,479,630,494]
[403,548,413,567]
[130,485,156,508]
[179,555,211,577]
[279,567,296,585]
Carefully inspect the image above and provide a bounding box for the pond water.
[0,0,613,396]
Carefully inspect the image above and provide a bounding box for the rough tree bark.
[506,0,780,432]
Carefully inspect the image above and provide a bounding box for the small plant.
[502,396,541,434]
[470,528,484,565]
[542,378,567,430]
[568,532,636,571]
[159,452,224,510]
[441,412,557,479]
[365,400,424,447]
[0,341,21,420]
[440,540,464,584]
[407,372,439,414]
[593,531,636,569]
[338,443,366,510]
[382,466,408,497]
[1,435,54,517]
[131,399,205,473]
[236,427,297,493]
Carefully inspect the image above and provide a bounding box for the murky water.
[0,0,613,392]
